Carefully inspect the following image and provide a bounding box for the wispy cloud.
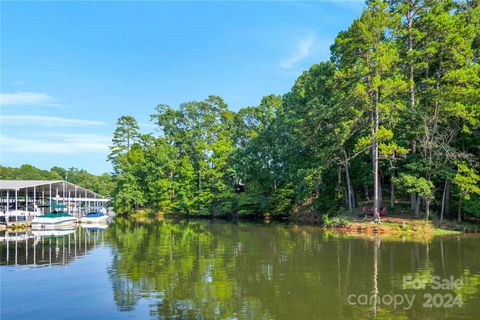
[0,133,111,154]
[0,92,64,107]
[279,33,316,69]
[0,115,105,127]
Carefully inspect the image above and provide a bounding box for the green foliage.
[107,1,479,222]
[108,115,140,167]
[454,163,480,200]
[393,174,434,200]
[0,164,62,180]
[464,195,480,218]
[322,214,350,228]
[0,164,112,196]
[379,142,409,159]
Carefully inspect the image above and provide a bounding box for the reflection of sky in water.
[1,246,153,319]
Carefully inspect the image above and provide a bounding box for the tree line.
[0,164,113,197]
[109,0,479,222]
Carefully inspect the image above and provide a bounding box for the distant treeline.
[110,0,479,221]
[0,164,113,197]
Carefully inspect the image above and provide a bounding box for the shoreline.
[5,210,479,241]
[126,209,480,239]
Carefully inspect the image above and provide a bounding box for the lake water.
[1,218,479,319]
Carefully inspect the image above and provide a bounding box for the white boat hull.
[31,216,78,229]
[80,215,109,224]
[32,228,76,237]
[80,222,109,230]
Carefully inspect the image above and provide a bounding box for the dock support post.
[15,235,18,265]
[25,188,28,216]
[49,184,52,206]
[15,189,18,211]
[6,190,9,214]
[42,189,45,213]
[74,187,77,216]
[33,186,36,214]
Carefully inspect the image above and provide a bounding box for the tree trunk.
[343,151,354,213]
[440,180,449,222]
[445,182,450,218]
[407,2,415,110]
[415,194,421,218]
[411,192,417,211]
[372,88,380,223]
[458,197,462,223]
[378,175,382,209]
[390,169,395,208]
[407,2,417,214]
[373,140,380,222]
[344,187,349,209]
[425,198,430,220]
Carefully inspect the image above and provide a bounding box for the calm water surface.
[1,218,479,319]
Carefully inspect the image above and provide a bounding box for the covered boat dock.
[0,180,110,225]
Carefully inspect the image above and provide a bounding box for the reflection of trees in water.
[104,219,480,320]
[108,255,143,311]
[105,219,275,319]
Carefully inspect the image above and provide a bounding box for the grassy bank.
[297,212,480,240]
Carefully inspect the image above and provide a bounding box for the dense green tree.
[109,115,141,167]
[1,164,59,180]
[332,0,406,221]
[107,0,479,224]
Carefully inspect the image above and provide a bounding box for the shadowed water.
[1,218,479,319]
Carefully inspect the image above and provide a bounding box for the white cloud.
[0,133,111,155]
[0,115,105,127]
[0,92,64,107]
[279,34,316,69]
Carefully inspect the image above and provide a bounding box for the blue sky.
[1,1,364,175]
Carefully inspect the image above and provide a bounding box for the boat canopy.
[38,203,68,208]
[85,212,105,217]
[42,211,72,218]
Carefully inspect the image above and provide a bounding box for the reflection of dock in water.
[0,226,107,266]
